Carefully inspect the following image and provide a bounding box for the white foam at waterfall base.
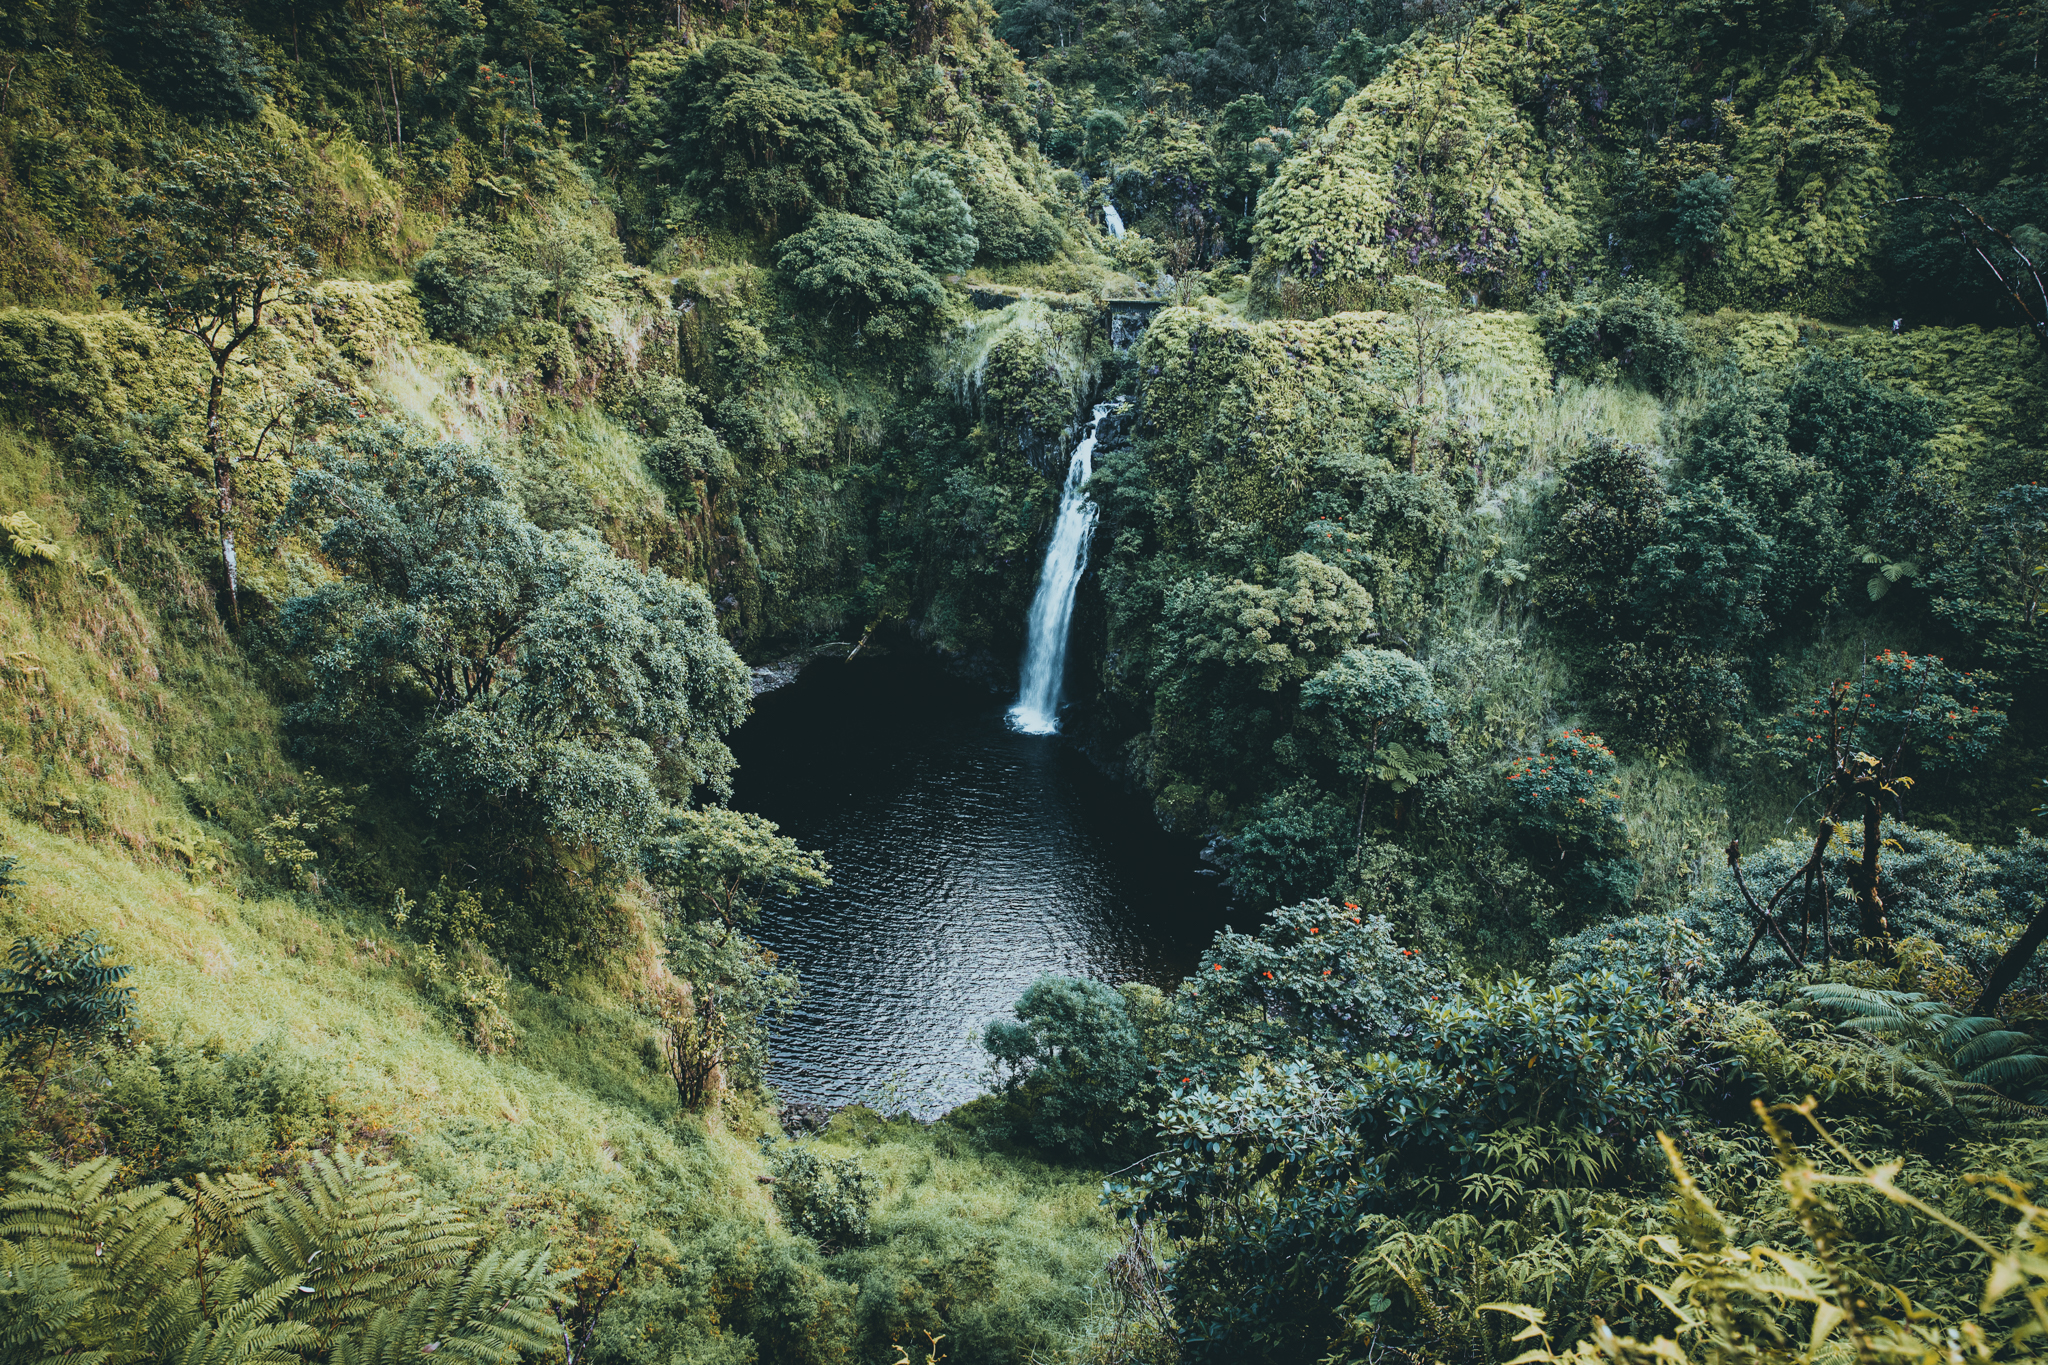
[1103,201,1126,239]
[1007,403,1110,735]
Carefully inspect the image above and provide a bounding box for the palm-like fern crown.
[1799,982,2048,1115]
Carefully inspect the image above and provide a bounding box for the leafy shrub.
[1489,1104,2048,1365]
[412,224,545,345]
[774,213,946,324]
[1171,902,1454,1067]
[1121,948,1680,1364]
[764,1141,878,1249]
[1538,285,1692,393]
[984,974,1145,1158]
[890,167,978,274]
[1551,821,2035,999]
[95,1031,343,1179]
[607,373,737,487]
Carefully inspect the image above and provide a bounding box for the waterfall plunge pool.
[729,654,1233,1116]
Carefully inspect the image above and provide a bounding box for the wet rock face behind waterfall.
[1109,300,1163,350]
[1091,400,1134,451]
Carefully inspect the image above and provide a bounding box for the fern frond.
[0,1152,197,1347]
[1960,1052,2048,1090]
[0,1237,97,1365]
[239,1148,477,1348]
[1799,984,1950,1038]
[326,1246,570,1365]
[170,1273,316,1365]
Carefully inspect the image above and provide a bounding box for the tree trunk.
[1972,898,2048,1018]
[1852,801,1888,943]
[204,367,239,624]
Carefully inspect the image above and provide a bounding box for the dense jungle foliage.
[0,0,2044,1360]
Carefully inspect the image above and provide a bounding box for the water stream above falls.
[730,655,1232,1115]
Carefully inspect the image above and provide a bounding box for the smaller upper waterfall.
[1103,201,1126,239]
[1007,403,1111,735]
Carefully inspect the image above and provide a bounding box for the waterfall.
[1007,403,1110,735]
[1103,201,1126,239]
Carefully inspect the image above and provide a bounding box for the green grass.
[0,808,1121,1363]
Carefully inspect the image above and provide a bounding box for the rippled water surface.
[730,655,1232,1113]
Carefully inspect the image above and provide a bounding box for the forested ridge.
[0,0,2044,1361]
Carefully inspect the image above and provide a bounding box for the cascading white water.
[1007,404,1110,735]
[1103,201,1126,239]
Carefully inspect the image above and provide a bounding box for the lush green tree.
[412,223,546,345]
[99,150,319,622]
[1249,22,1590,309]
[1534,438,1667,639]
[640,805,830,928]
[279,427,751,867]
[1538,285,1692,393]
[100,0,268,122]
[652,40,889,234]
[1300,646,1448,830]
[983,974,1145,1158]
[1932,484,2048,676]
[1670,172,1732,256]
[650,919,801,1108]
[1536,439,1755,752]
[1759,650,2008,945]
[889,166,978,274]
[1230,781,1354,908]
[1501,730,1640,918]
[1164,552,1375,692]
[1682,374,1846,635]
[773,212,946,327]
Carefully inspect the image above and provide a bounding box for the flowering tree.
[1502,730,1639,916]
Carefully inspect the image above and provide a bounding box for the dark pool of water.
[729,653,1233,1115]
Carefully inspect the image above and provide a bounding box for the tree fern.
[0,1153,198,1354]
[167,1275,316,1365]
[1797,983,2048,1113]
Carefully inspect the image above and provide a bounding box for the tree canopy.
[279,426,752,866]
